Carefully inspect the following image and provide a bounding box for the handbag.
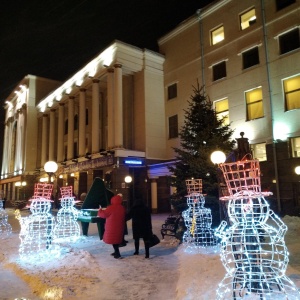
[149,234,160,248]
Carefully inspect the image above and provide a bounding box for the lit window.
[211,26,224,45]
[215,99,229,126]
[251,143,267,161]
[212,61,226,81]
[242,47,259,69]
[276,0,296,11]
[240,8,256,30]
[245,87,264,121]
[169,115,178,139]
[168,83,177,100]
[291,137,300,157]
[279,28,300,55]
[283,75,300,111]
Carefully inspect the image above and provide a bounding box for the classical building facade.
[1,0,300,214]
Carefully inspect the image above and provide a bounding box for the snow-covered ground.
[1,208,300,300]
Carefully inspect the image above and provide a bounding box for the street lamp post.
[210,150,227,223]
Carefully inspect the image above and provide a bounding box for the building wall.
[158,0,300,214]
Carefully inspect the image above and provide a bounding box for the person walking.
[98,194,126,259]
[126,199,152,259]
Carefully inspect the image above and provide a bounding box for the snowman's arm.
[269,209,287,239]
[215,220,228,239]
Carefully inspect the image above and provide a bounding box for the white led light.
[0,200,12,238]
[53,186,80,242]
[182,179,218,253]
[215,159,300,298]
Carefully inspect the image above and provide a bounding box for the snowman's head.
[60,197,75,207]
[228,193,270,224]
[30,199,51,214]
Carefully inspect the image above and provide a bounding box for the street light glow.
[210,151,226,165]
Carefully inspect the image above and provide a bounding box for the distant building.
[1,0,300,214]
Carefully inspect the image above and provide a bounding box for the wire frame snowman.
[0,200,12,238]
[53,186,80,242]
[182,179,218,253]
[215,159,300,299]
[16,198,57,261]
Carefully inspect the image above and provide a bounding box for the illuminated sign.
[124,159,143,165]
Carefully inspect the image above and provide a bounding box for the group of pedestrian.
[98,194,152,259]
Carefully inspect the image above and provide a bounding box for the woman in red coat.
[98,194,126,259]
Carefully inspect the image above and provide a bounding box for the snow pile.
[0,209,300,299]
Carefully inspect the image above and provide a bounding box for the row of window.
[168,73,300,136]
[212,25,300,82]
[211,0,297,46]
[250,136,300,161]
[214,74,300,123]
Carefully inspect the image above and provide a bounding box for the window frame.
[245,87,264,121]
[242,46,259,69]
[251,143,267,161]
[240,8,256,31]
[214,98,229,126]
[167,83,177,100]
[291,137,300,158]
[278,28,300,55]
[212,61,227,81]
[276,0,296,11]
[211,25,224,45]
[168,115,178,139]
[283,75,300,111]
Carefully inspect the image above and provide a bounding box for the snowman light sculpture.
[0,200,12,238]
[53,195,80,243]
[17,198,56,261]
[182,179,218,252]
[216,159,300,299]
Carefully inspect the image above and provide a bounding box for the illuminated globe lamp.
[44,161,58,182]
[124,176,132,184]
[295,166,300,176]
[210,150,226,165]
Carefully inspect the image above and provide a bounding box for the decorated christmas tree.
[169,82,235,212]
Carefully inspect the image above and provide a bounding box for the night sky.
[0,0,213,163]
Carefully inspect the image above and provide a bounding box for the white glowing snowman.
[18,199,55,260]
[0,200,12,238]
[53,197,80,242]
[216,191,300,299]
[183,192,218,250]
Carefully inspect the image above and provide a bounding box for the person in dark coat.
[98,194,126,259]
[126,199,152,258]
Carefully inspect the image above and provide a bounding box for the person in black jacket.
[126,199,152,258]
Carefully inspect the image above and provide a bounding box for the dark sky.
[1,0,214,103]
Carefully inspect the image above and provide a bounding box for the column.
[92,79,100,153]
[57,104,65,162]
[67,96,75,160]
[49,109,56,161]
[151,178,158,214]
[79,88,86,157]
[107,68,114,149]
[41,114,48,166]
[114,64,123,147]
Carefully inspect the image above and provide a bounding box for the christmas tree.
[169,82,235,213]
